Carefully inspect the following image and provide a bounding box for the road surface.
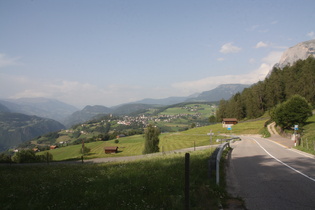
[227,136,315,210]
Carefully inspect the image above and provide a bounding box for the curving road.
[227,136,315,210]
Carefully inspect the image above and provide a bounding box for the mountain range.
[0,83,250,127]
[0,98,78,123]
[129,84,250,105]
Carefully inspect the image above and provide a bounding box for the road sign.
[294,125,298,130]
[227,125,232,131]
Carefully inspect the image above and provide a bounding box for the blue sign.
[294,125,298,130]
[227,125,232,131]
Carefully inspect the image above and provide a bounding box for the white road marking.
[252,138,315,182]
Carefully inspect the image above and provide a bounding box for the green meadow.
[0,149,228,210]
[40,118,267,161]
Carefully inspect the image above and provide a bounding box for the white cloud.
[0,50,285,107]
[8,79,148,107]
[172,51,283,94]
[261,51,283,64]
[0,74,166,107]
[255,41,268,48]
[220,42,241,54]
[217,57,225,61]
[307,31,315,39]
[0,53,21,68]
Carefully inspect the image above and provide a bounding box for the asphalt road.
[227,136,315,210]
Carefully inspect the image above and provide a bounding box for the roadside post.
[294,125,298,146]
[227,125,232,138]
[207,130,214,145]
[185,153,190,210]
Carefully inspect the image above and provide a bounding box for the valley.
[20,102,217,157]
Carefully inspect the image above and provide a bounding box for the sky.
[1,0,315,108]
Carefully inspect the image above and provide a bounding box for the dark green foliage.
[37,152,53,162]
[0,153,11,163]
[209,115,217,123]
[191,123,196,128]
[13,150,38,163]
[80,145,91,155]
[217,57,315,120]
[143,124,160,154]
[36,131,60,145]
[271,95,312,130]
[0,112,65,152]
[12,150,53,163]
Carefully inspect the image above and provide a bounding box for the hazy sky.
[1,0,315,108]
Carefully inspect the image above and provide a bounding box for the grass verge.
[0,148,227,210]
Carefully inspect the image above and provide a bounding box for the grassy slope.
[1,149,227,210]
[295,114,315,155]
[42,118,267,161]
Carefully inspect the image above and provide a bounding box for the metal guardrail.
[216,141,230,185]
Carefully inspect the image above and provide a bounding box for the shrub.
[37,152,53,162]
[13,150,38,163]
[79,146,91,155]
[12,150,54,163]
[0,153,11,163]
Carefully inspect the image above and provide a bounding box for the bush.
[0,153,11,163]
[12,150,53,163]
[37,152,53,162]
[271,95,312,129]
[13,150,38,163]
[79,146,91,155]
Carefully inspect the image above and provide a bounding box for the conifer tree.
[143,124,160,154]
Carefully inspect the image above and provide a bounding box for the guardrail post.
[216,142,230,185]
[185,153,190,210]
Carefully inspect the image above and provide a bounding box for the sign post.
[207,130,214,145]
[294,125,298,146]
[227,125,232,135]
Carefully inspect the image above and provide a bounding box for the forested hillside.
[0,112,65,151]
[216,57,315,120]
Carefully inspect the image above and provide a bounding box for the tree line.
[216,56,315,121]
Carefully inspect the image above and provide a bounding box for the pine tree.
[143,124,160,154]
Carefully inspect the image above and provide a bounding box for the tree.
[143,124,160,154]
[80,145,91,155]
[13,149,38,163]
[0,153,12,163]
[209,115,216,124]
[271,95,312,130]
[190,123,196,128]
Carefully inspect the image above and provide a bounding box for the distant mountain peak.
[193,84,251,102]
[131,84,250,105]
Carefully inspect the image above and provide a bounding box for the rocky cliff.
[275,39,315,69]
